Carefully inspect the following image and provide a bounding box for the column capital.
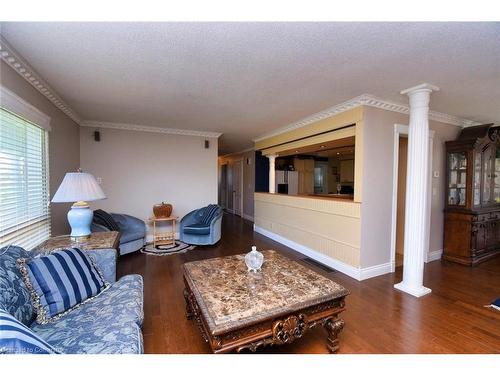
[400,83,440,96]
[267,154,277,160]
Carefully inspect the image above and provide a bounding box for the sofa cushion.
[111,214,146,243]
[120,229,145,244]
[0,308,58,354]
[17,248,109,324]
[0,245,35,326]
[31,274,144,354]
[199,204,220,225]
[93,209,120,231]
[183,223,211,235]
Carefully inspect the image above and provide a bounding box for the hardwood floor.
[117,213,500,354]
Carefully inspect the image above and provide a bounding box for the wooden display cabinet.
[444,123,500,265]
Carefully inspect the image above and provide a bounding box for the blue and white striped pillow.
[0,309,59,354]
[17,248,109,324]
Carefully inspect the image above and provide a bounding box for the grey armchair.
[179,204,222,245]
[92,212,146,255]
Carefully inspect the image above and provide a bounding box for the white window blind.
[0,108,51,250]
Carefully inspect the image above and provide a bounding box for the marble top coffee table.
[183,250,349,353]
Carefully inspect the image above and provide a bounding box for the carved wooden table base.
[184,276,346,354]
[182,250,348,354]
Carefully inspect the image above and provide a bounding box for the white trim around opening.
[389,124,435,273]
[0,85,51,131]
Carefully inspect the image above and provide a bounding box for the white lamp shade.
[52,172,106,203]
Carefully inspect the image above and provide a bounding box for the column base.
[394,282,432,298]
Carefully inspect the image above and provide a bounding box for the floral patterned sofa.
[0,245,144,354]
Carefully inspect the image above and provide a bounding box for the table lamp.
[51,170,106,240]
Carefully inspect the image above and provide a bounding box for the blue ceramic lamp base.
[67,201,93,241]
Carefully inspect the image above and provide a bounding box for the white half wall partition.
[254,192,363,279]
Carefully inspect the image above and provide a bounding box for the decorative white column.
[267,155,277,193]
[394,83,439,298]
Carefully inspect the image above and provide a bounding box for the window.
[272,136,355,198]
[0,107,51,249]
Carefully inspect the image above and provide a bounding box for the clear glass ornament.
[244,245,264,272]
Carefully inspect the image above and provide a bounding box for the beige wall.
[254,193,361,267]
[219,150,255,220]
[0,61,80,235]
[80,127,218,236]
[360,106,461,268]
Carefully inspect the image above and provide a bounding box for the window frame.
[1,85,51,250]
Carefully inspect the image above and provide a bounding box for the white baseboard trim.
[253,225,391,281]
[359,262,393,280]
[390,260,396,273]
[242,214,254,222]
[425,249,443,263]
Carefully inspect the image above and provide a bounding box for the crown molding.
[253,94,482,142]
[0,36,82,125]
[81,120,222,138]
[220,147,254,158]
[1,35,221,138]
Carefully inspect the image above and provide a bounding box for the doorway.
[219,164,228,209]
[395,136,408,267]
[232,160,243,217]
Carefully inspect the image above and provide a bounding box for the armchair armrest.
[209,212,223,230]
[85,248,117,283]
[209,212,223,242]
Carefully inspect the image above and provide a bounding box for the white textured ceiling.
[0,22,499,154]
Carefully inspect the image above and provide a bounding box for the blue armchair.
[92,213,146,255]
[179,204,222,245]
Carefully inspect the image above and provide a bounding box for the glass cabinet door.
[474,151,482,206]
[483,145,493,204]
[494,147,500,203]
[448,152,467,206]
